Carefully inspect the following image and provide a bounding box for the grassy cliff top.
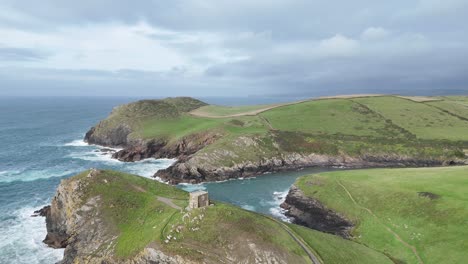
[95,95,468,143]
[294,166,468,264]
[109,97,207,120]
[67,169,392,263]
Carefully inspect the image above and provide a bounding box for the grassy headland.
[85,95,468,182]
[50,170,392,263]
[291,166,468,264]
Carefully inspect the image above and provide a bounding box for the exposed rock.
[32,206,50,217]
[41,169,186,264]
[111,132,221,162]
[155,152,448,184]
[280,185,354,238]
[85,124,132,147]
[42,169,312,263]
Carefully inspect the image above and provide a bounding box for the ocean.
[0,96,331,264]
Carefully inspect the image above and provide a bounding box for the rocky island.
[85,95,468,183]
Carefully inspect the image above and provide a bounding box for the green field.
[294,166,468,264]
[89,95,468,176]
[70,170,391,263]
[261,98,405,138]
[353,96,468,141]
[96,95,468,144]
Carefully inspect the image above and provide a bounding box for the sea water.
[0,96,332,263]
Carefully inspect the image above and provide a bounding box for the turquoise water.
[178,168,333,221]
[0,97,332,263]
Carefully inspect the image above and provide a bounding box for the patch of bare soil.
[418,192,440,200]
[397,96,441,102]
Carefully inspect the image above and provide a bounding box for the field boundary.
[336,180,424,264]
[189,94,384,118]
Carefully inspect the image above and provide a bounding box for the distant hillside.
[42,170,392,264]
[85,95,468,183]
[282,166,468,264]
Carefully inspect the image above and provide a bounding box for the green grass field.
[71,170,393,263]
[294,166,468,264]
[260,98,406,138]
[90,95,468,173]
[354,96,468,141]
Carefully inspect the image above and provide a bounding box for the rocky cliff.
[84,96,467,184]
[41,169,314,264]
[281,185,354,238]
[155,151,448,184]
[41,169,187,264]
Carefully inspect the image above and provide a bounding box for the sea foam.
[63,139,90,147]
[0,206,64,264]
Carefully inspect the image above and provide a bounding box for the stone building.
[189,191,209,209]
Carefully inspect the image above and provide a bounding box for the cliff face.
[280,185,354,238]
[155,151,447,184]
[83,97,467,184]
[42,169,184,264]
[42,169,313,264]
[110,132,221,162]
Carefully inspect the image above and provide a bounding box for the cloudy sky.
[0,0,467,97]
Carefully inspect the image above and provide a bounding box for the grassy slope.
[354,96,468,141]
[294,166,468,264]
[121,96,468,143]
[93,95,468,168]
[260,98,405,138]
[74,170,390,263]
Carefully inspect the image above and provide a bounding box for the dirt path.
[157,196,182,210]
[279,222,322,264]
[190,94,383,118]
[259,115,275,130]
[336,180,424,264]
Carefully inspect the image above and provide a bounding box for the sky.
[0,0,467,97]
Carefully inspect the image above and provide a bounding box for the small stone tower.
[189,191,209,209]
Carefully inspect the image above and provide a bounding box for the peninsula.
[85,95,468,183]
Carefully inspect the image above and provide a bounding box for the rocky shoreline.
[154,153,451,184]
[85,127,460,184]
[82,97,467,184]
[38,169,185,264]
[280,185,354,238]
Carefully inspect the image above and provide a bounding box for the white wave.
[177,183,207,192]
[64,139,90,147]
[125,158,176,178]
[241,204,256,211]
[0,206,64,264]
[268,189,291,222]
[68,149,120,164]
[0,169,73,183]
[269,207,291,222]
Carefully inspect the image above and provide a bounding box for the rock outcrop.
[281,185,354,238]
[155,151,448,184]
[40,169,315,264]
[41,169,184,264]
[110,132,221,162]
[84,97,467,184]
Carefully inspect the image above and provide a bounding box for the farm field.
[294,166,468,264]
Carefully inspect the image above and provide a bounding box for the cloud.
[0,1,467,96]
[361,27,390,41]
[0,47,49,61]
[317,34,359,57]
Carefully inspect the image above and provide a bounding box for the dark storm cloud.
[0,0,467,96]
